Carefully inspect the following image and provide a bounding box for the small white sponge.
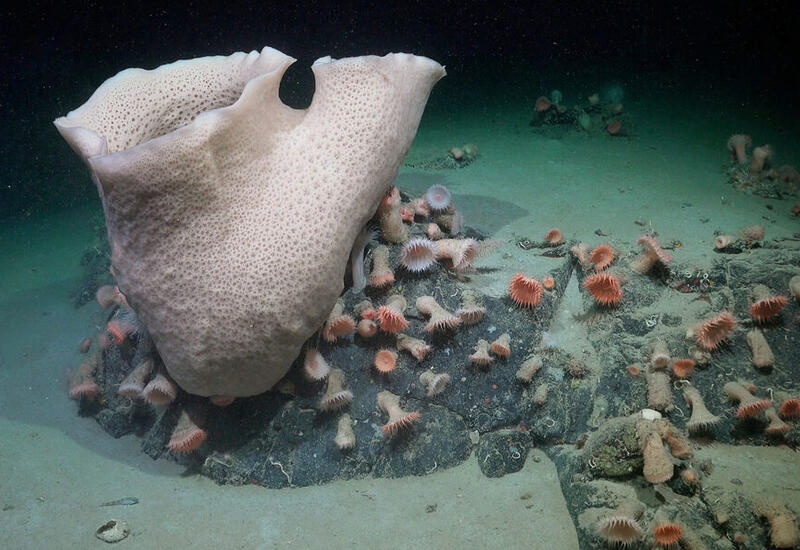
[55,47,445,396]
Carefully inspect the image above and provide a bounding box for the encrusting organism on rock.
[416,295,461,333]
[469,339,493,368]
[509,273,543,308]
[723,381,771,418]
[377,390,421,437]
[489,333,511,357]
[747,328,775,368]
[749,284,788,323]
[303,348,331,382]
[399,237,438,273]
[631,234,673,274]
[582,272,622,306]
[516,356,542,383]
[377,295,409,333]
[322,299,355,342]
[692,311,736,350]
[419,371,451,398]
[754,498,800,548]
[334,414,356,450]
[395,333,431,361]
[456,289,485,325]
[369,245,395,288]
[167,404,208,453]
[142,364,178,405]
[595,499,645,546]
[318,368,353,412]
[682,386,721,433]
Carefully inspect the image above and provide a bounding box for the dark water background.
[2,0,799,219]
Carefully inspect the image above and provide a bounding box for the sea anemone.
[379,195,408,243]
[426,223,444,240]
[789,275,800,300]
[655,419,692,459]
[419,371,451,397]
[456,289,486,325]
[400,238,438,273]
[95,285,122,308]
[469,339,494,368]
[683,386,721,433]
[357,319,378,338]
[396,333,431,361]
[750,144,773,175]
[650,339,671,369]
[582,272,622,306]
[377,390,421,437]
[106,307,139,344]
[544,228,564,245]
[727,134,752,164]
[516,356,542,383]
[354,299,376,319]
[589,244,615,270]
[209,396,235,406]
[595,500,645,546]
[637,234,673,264]
[765,407,790,436]
[714,234,735,250]
[571,242,592,269]
[749,284,788,323]
[606,120,622,136]
[378,186,400,214]
[166,405,207,453]
[377,295,409,333]
[646,371,673,412]
[424,184,452,211]
[723,381,771,418]
[303,348,331,381]
[117,359,154,399]
[322,299,355,342]
[490,333,511,357]
[672,358,695,379]
[509,273,543,307]
[542,275,555,290]
[369,245,395,288]
[747,328,775,368]
[416,295,461,333]
[410,197,431,218]
[740,224,765,243]
[754,499,800,548]
[694,311,736,350]
[374,349,398,373]
[142,367,178,405]
[535,96,552,112]
[335,414,356,450]
[652,519,683,546]
[776,391,800,418]
[627,364,641,377]
[319,368,353,412]
[637,422,674,483]
[68,350,102,400]
[434,238,479,271]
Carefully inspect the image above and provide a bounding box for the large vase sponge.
[54,47,445,396]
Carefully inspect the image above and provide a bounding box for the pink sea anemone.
[509,273,543,307]
[727,134,752,164]
[544,228,565,245]
[303,348,331,381]
[374,349,398,373]
[142,368,178,405]
[589,244,615,270]
[582,272,622,306]
[377,295,409,333]
[694,311,736,350]
[167,406,207,453]
[424,184,452,211]
[400,238,438,273]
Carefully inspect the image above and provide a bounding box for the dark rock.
[475,429,530,477]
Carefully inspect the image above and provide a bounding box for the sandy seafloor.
[2,72,800,549]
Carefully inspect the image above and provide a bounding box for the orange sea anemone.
[582,272,622,306]
[369,245,395,288]
[542,275,555,290]
[167,407,207,453]
[357,319,378,338]
[589,244,615,270]
[727,134,752,164]
[779,396,800,418]
[637,235,673,264]
[416,295,461,333]
[694,311,736,350]
[627,364,641,377]
[749,290,788,323]
[469,339,494,368]
[509,273,543,308]
[396,334,431,362]
[652,520,682,545]
[322,300,355,342]
[544,228,564,245]
[319,369,353,412]
[723,381,771,418]
[490,333,511,357]
[142,369,178,405]
[672,358,695,379]
[377,390,421,437]
[303,348,331,381]
[377,295,409,333]
[535,96,552,112]
[606,120,622,136]
[374,349,398,373]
